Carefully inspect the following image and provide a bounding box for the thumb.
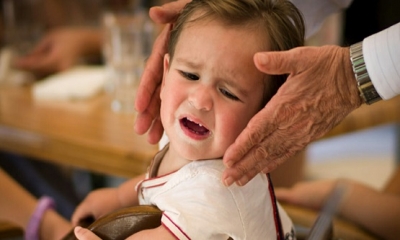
[149,0,190,24]
[254,48,302,75]
[74,226,100,240]
[71,206,90,226]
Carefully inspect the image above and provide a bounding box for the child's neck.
[157,144,192,176]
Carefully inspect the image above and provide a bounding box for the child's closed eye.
[180,71,199,81]
[220,88,239,101]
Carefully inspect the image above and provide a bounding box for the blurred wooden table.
[324,94,400,139]
[0,85,158,178]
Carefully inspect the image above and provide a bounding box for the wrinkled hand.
[71,188,121,226]
[222,45,363,186]
[134,0,190,144]
[275,180,337,210]
[13,27,101,77]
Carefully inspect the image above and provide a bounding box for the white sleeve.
[363,22,400,100]
[157,173,244,240]
[153,166,284,239]
[290,0,353,38]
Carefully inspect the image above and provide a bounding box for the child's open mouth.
[180,117,210,136]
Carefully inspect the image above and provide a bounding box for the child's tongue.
[181,118,209,135]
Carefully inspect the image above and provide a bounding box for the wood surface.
[0,85,158,178]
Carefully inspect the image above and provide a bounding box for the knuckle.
[235,164,251,175]
[254,146,268,171]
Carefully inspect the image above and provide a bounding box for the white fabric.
[291,0,353,38]
[32,66,107,100]
[137,149,294,240]
[158,133,169,150]
[363,22,400,100]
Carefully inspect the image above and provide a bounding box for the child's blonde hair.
[168,0,305,106]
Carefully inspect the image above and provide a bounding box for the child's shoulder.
[174,159,268,190]
[180,159,225,179]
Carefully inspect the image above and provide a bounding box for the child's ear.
[163,53,170,83]
[160,53,170,98]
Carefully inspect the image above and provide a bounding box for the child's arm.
[276,179,400,240]
[0,168,72,240]
[74,225,176,240]
[71,173,146,225]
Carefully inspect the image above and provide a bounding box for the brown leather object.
[62,205,162,240]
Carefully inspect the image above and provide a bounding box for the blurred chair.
[0,221,22,239]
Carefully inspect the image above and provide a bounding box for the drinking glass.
[102,9,154,113]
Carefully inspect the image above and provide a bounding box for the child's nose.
[188,85,213,111]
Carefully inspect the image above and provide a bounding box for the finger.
[13,55,37,70]
[135,24,171,113]
[254,47,312,75]
[223,105,277,168]
[30,55,60,75]
[229,151,288,187]
[13,48,49,69]
[27,36,52,55]
[74,226,101,240]
[222,144,270,187]
[15,54,57,76]
[71,205,92,226]
[149,0,191,24]
[223,103,303,186]
[134,111,155,135]
[147,117,163,144]
[143,85,163,142]
[134,112,162,143]
[134,86,162,136]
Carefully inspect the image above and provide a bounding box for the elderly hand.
[222,45,363,186]
[134,0,190,144]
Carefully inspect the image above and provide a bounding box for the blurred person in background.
[0,0,167,219]
[275,169,400,239]
[0,0,107,218]
[2,0,168,78]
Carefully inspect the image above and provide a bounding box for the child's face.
[160,19,268,161]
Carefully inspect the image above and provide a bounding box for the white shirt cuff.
[363,22,400,100]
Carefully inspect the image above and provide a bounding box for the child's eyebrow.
[175,57,202,69]
[222,78,248,96]
[175,57,249,96]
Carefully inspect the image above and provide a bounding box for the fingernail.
[237,176,249,186]
[255,52,268,66]
[152,6,162,10]
[224,177,234,187]
[74,226,82,233]
[225,160,233,168]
